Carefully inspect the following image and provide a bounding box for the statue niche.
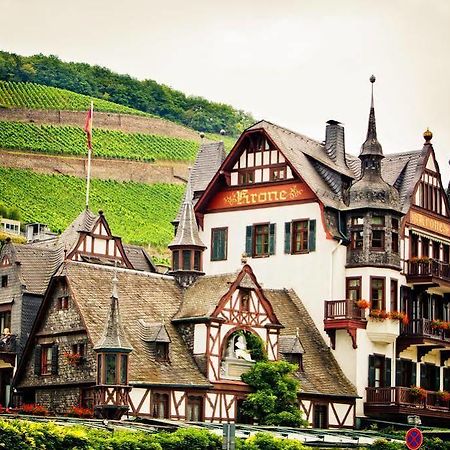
[221,331,255,380]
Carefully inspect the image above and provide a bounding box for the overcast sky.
[1,0,449,185]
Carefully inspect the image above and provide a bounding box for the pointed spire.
[360,75,384,159]
[94,271,132,353]
[168,172,205,249]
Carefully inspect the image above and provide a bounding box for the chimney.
[325,120,347,168]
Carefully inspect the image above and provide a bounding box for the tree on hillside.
[241,360,307,427]
[0,50,255,135]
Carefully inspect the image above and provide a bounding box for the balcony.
[397,318,450,355]
[324,300,366,349]
[406,258,450,289]
[0,334,17,367]
[365,387,450,422]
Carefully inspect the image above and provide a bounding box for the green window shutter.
[368,355,375,387]
[395,359,402,386]
[284,222,291,254]
[245,226,253,257]
[34,345,42,376]
[434,366,440,392]
[212,229,224,261]
[51,344,59,375]
[385,357,391,387]
[411,362,417,387]
[444,368,450,391]
[269,223,276,255]
[308,220,316,252]
[420,364,426,388]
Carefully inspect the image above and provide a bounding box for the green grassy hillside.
[0,167,183,249]
[0,80,150,115]
[0,51,254,135]
[0,121,199,162]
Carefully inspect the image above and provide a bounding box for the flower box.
[366,317,400,344]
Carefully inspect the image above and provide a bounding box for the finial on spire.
[423,128,433,143]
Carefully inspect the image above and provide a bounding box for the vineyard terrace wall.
[0,150,189,185]
[0,108,201,141]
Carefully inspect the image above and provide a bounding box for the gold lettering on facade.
[222,184,305,208]
[410,211,450,236]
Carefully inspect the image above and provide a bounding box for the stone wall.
[19,279,96,392]
[36,386,81,414]
[0,150,189,184]
[0,108,200,141]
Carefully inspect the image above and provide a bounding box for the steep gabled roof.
[11,244,64,295]
[174,141,226,223]
[64,262,209,386]
[266,289,357,397]
[123,244,156,272]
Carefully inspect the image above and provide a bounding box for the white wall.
[200,202,346,334]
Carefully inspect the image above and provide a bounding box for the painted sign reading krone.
[208,182,315,211]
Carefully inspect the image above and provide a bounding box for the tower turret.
[169,178,206,287]
[94,272,132,419]
[347,76,402,269]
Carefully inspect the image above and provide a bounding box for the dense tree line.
[0,51,255,135]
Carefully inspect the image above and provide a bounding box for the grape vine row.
[0,167,183,249]
[0,121,199,162]
[0,80,149,116]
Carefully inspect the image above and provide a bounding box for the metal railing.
[400,318,450,342]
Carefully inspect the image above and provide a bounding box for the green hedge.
[0,420,310,450]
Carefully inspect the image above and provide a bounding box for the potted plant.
[431,320,447,330]
[389,311,409,325]
[409,386,427,402]
[63,351,82,366]
[436,391,450,404]
[369,309,389,321]
[355,299,370,309]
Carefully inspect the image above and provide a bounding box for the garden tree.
[241,360,307,427]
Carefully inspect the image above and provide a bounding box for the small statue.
[234,335,254,362]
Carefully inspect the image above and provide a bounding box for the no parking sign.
[405,428,423,450]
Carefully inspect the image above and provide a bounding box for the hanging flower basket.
[355,299,370,309]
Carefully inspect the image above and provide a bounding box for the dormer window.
[155,342,169,361]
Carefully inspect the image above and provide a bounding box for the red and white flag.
[84,101,93,150]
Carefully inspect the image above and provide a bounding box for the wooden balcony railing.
[366,387,450,411]
[94,385,131,407]
[0,334,17,353]
[400,318,450,342]
[324,300,365,321]
[406,258,450,283]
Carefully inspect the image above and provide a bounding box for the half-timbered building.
[14,260,357,427]
[185,77,450,425]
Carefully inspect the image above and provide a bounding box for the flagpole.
[85,101,93,209]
